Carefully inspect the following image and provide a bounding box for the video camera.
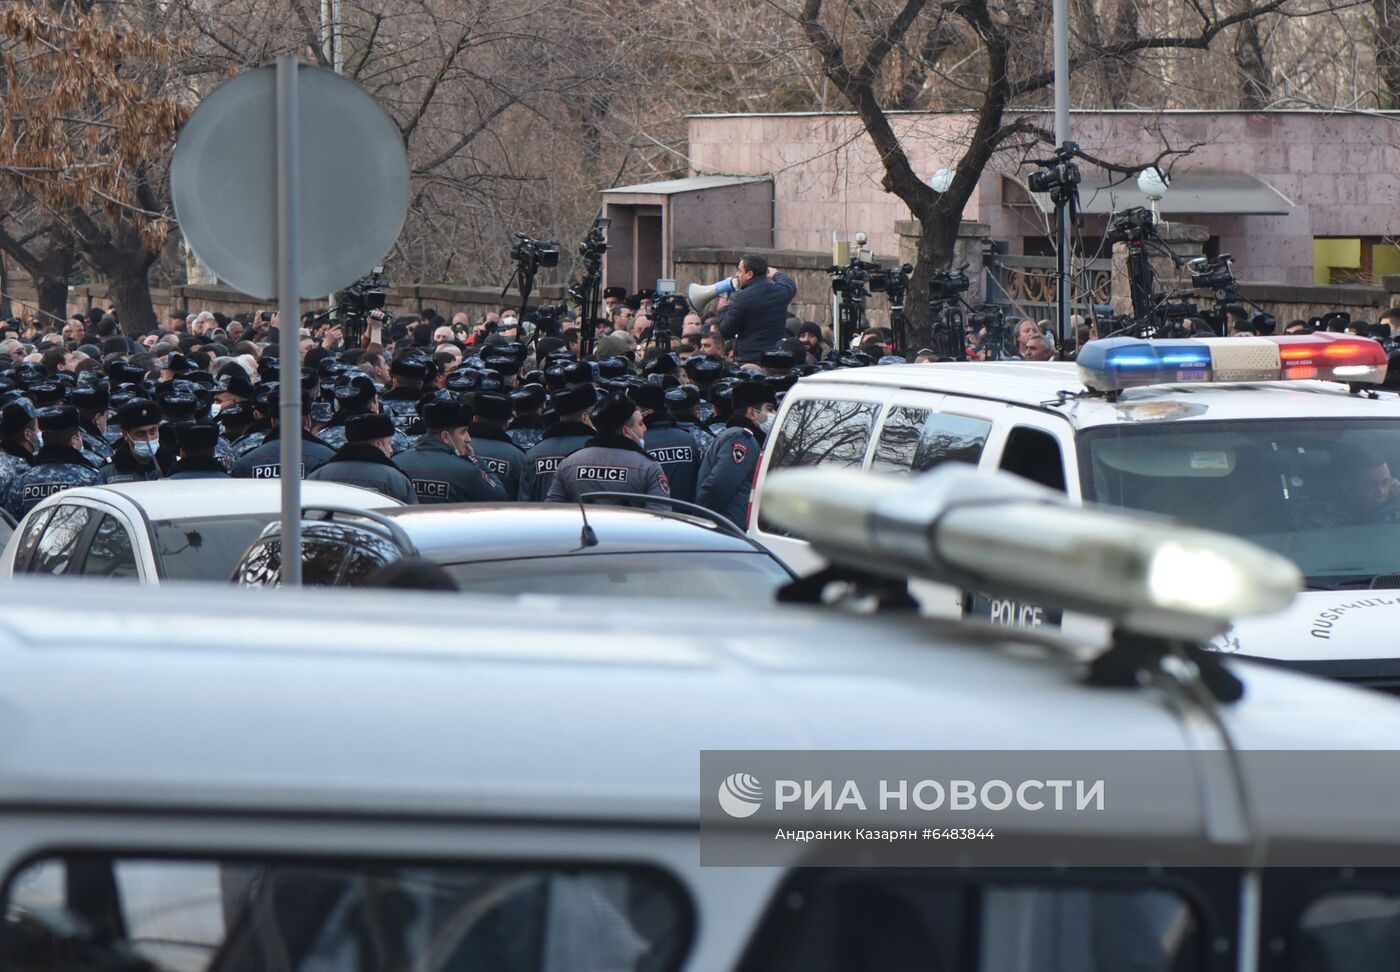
[1028,142,1082,198]
[929,263,971,303]
[332,266,389,348]
[578,217,609,261]
[511,234,561,273]
[1104,207,1156,245]
[1188,254,1237,296]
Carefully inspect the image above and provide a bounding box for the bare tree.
[0,4,188,331]
[748,0,1355,344]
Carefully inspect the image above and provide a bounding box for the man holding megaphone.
[690,255,796,365]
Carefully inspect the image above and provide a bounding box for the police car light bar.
[1076,333,1388,393]
[762,465,1300,641]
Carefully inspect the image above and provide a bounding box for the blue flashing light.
[1076,337,1213,392]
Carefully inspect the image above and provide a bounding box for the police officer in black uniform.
[466,392,525,498]
[667,385,716,453]
[547,391,670,507]
[101,399,175,483]
[519,384,595,501]
[506,384,547,451]
[306,412,418,504]
[0,400,36,500]
[380,355,432,433]
[5,406,104,519]
[634,384,702,503]
[230,388,336,480]
[168,423,232,480]
[72,385,113,466]
[697,381,776,527]
[394,398,507,504]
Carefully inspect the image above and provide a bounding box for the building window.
[1313,237,1400,285]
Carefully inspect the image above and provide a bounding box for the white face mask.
[501,317,518,329]
[32,430,43,451]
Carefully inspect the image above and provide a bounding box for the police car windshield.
[154,514,277,582]
[446,551,791,601]
[1079,419,1400,589]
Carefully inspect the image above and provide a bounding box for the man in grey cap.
[393,398,506,504]
[306,412,418,504]
[5,406,104,519]
[519,384,596,501]
[547,391,670,508]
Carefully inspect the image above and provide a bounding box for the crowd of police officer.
[0,327,831,525]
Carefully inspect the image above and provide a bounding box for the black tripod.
[1028,143,1084,357]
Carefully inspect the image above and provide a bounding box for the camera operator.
[718,255,797,365]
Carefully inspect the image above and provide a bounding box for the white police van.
[5,463,1400,971]
[749,333,1400,691]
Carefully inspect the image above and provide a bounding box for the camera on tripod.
[578,217,609,260]
[333,266,388,347]
[930,263,971,303]
[830,260,877,300]
[1188,254,1237,294]
[1104,207,1156,245]
[511,233,561,272]
[1028,142,1082,196]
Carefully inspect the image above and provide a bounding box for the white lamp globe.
[1137,167,1169,198]
[930,168,956,193]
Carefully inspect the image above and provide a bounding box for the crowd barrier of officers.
[1,299,1397,524]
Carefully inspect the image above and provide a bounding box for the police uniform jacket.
[379,388,421,432]
[101,441,176,483]
[319,417,412,455]
[214,437,237,472]
[676,419,716,454]
[393,436,508,505]
[697,417,765,527]
[167,456,232,480]
[546,434,670,508]
[519,420,594,501]
[79,424,112,465]
[5,444,103,519]
[642,418,702,503]
[506,416,545,452]
[468,423,527,498]
[232,429,266,457]
[0,443,32,500]
[305,442,418,504]
[230,427,335,480]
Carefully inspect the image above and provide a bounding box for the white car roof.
[50,480,403,521]
[2,579,1400,836]
[798,362,1400,428]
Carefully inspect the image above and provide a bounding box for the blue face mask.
[758,411,776,436]
[131,438,159,460]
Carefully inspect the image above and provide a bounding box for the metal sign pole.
[1052,0,1072,352]
[277,57,303,586]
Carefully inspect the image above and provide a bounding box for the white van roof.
[797,362,1400,428]
[2,580,1399,835]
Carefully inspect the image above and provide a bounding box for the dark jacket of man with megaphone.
[718,254,797,364]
